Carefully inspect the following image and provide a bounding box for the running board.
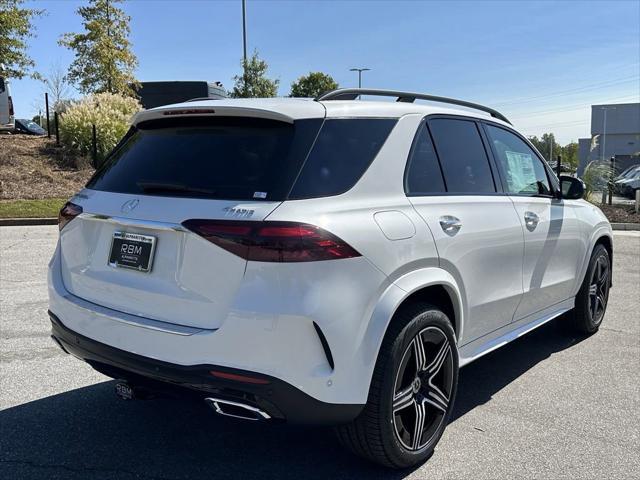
[458,301,572,367]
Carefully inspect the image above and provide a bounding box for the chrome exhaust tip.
[204,397,271,421]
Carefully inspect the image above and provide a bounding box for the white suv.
[48,89,613,468]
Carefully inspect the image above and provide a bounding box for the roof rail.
[315,88,511,125]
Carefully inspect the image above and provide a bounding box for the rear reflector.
[182,220,361,262]
[58,201,83,231]
[209,370,271,385]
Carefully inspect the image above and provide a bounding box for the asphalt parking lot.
[1,225,639,480]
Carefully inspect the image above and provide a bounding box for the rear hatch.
[59,112,324,330]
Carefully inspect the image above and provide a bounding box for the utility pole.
[600,106,615,204]
[602,108,607,162]
[106,0,112,93]
[241,0,248,97]
[349,67,371,89]
[601,106,616,162]
[242,0,247,65]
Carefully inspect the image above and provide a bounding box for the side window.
[405,122,446,195]
[485,124,552,196]
[289,118,396,199]
[0,78,5,93]
[428,118,496,193]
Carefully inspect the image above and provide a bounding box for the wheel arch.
[594,233,613,258]
[594,233,613,285]
[393,284,460,338]
[575,227,614,294]
[357,268,464,387]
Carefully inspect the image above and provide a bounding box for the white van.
[0,74,15,132]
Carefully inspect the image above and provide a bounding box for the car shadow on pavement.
[1,318,586,480]
[451,316,587,422]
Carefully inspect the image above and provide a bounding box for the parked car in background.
[614,168,640,198]
[49,88,613,469]
[548,160,573,174]
[614,164,640,182]
[0,72,15,132]
[14,118,46,136]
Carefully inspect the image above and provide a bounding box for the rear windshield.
[87,116,396,201]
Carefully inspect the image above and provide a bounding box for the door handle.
[524,211,539,231]
[439,216,462,236]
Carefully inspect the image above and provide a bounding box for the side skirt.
[458,297,574,367]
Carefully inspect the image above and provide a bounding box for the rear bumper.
[50,311,363,425]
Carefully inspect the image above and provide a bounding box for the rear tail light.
[8,96,13,117]
[182,220,361,262]
[58,202,83,231]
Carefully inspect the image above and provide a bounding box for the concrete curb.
[0,217,58,226]
[611,223,640,231]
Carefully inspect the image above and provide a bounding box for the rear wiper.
[137,181,217,196]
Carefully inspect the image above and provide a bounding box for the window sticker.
[505,150,537,193]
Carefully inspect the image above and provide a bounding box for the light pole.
[601,106,616,162]
[241,0,249,96]
[600,106,616,205]
[242,0,247,65]
[349,67,370,89]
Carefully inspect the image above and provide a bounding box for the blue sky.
[13,0,640,144]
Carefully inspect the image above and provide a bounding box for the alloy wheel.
[588,255,610,325]
[392,326,454,451]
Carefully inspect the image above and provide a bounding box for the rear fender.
[356,267,464,386]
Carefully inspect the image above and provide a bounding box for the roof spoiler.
[132,105,295,126]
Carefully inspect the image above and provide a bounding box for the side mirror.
[560,175,585,200]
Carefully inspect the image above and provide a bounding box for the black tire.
[572,244,611,334]
[335,303,458,468]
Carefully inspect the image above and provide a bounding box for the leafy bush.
[59,92,141,165]
[582,161,612,201]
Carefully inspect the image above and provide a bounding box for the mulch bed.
[597,203,639,224]
[0,134,94,200]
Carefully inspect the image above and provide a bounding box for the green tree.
[289,71,338,98]
[59,0,138,95]
[231,51,279,98]
[528,133,557,162]
[0,0,44,79]
[560,142,578,170]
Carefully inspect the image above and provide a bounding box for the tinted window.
[87,117,322,201]
[0,78,5,93]
[429,118,496,193]
[405,122,446,194]
[289,119,396,199]
[485,124,552,196]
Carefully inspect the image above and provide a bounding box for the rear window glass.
[289,118,396,199]
[87,117,322,201]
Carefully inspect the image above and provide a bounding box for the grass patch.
[0,198,66,218]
